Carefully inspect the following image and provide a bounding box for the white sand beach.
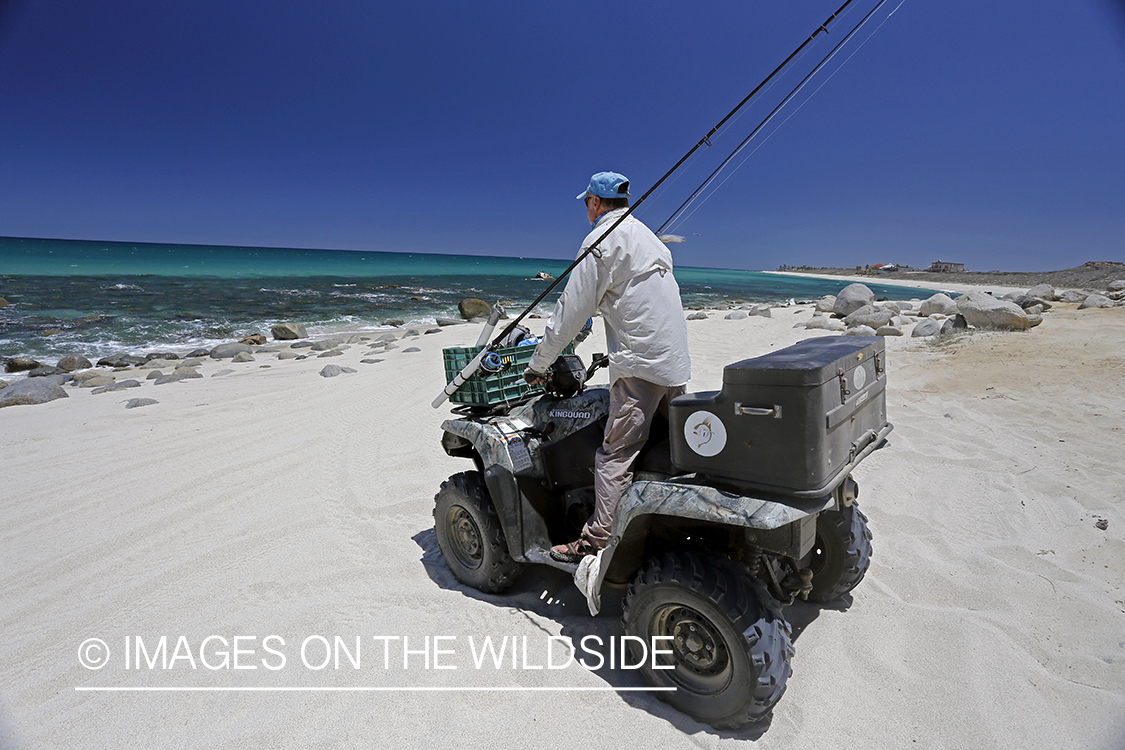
[2,299,1123,748]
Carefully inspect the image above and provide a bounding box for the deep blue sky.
[1,0,1123,272]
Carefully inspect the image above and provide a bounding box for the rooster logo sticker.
[685,410,726,457]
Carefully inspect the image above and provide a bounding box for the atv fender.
[593,478,835,593]
[441,419,523,475]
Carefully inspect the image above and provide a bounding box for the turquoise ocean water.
[1,236,940,363]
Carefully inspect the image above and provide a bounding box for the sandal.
[550,539,599,563]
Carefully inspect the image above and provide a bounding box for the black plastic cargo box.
[669,336,891,497]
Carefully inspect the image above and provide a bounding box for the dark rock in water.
[319,365,357,377]
[458,298,492,321]
[291,341,314,348]
[424,328,442,334]
[0,297,9,308]
[28,365,66,378]
[0,378,69,407]
[125,398,159,409]
[97,354,145,368]
[186,348,210,358]
[210,343,253,359]
[435,317,463,327]
[271,322,308,340]
[6,357,42,373]
[57,354,93,372]
[402,346,422,353]
[92,379,142,394]
[144,352,179,361]
[382,319,405,327]
[239,334,267,346]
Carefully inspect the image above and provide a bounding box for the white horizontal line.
[75,686,676,692]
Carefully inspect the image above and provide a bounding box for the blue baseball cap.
[577,171,630,200]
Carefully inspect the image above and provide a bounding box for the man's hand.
[523,367,547,387]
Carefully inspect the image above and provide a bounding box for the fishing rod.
[433,0,862,408]
[657,0,891,238]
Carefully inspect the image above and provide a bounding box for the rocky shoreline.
[3,279,1123,410]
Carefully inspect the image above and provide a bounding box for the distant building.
[927,260,965,272]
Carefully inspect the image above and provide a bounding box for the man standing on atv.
[524,171,691,563]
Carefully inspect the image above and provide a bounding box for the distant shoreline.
[767,261,1125,294]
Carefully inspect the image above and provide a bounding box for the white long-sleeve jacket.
[529,208,691,387]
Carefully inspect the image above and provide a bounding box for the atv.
[433,334,891,729]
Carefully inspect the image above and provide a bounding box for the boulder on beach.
[1078,294,1114,309]
[435,317,464,327]
[382,319,405,327]
[748,305,772,318]
[1107,280,1125,293]
[956,291,1028,330]
[6,357,42,373]
[1027,283,1056,301]
[0,378,69,408]
[57,354,92,372]
[912,319,943,337]
[210,343,253,359]
[91,379,141,394]
[238,334,266,346]
[725,310,749,320]
[833,284,875,317]
[1012,295,1052,311]
[1057,290,1087,303]
[319,365,356,378]
[458,298,492,321]
[844,325,876,336]
[231,351,255,363]
[124,398,158,409]
[686,312,709,320]
[81,375,116,388]
[144,351,179,361]
[919,293,958,317]
[815,295,836,313]
[844,306,894,330]
[271,322,308,340]
[876,325,903,337]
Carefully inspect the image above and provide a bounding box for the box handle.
[734,403,783,419]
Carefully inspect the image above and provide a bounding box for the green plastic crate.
[442,342,574,406]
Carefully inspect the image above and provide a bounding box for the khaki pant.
[582,377,686,548]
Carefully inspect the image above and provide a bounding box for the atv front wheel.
[434,471,522,593]
[806,503,873,603]
[623,551,793,729]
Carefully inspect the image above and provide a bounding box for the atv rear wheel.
[622,551,793,729]
[806,503,872,603]
[434,471,522,593]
